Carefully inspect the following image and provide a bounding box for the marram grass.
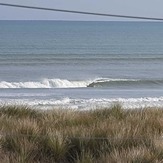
[1,105,163,162]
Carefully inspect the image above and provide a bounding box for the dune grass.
[1,105,163,162]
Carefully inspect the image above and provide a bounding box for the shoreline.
[1,96,163,110]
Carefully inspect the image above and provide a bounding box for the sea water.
[0,20,163,109]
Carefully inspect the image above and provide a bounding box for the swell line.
[87,79,163,88]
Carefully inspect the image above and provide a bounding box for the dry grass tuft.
[1,105,163,162]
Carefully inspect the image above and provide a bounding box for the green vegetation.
[1,105,163,162]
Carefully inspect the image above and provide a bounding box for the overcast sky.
[0,0,163,21]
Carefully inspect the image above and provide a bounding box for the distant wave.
[0,78,163,88]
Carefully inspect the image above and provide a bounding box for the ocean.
[0,20,163,109]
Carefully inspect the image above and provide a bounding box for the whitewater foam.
[0,78,92,88]
[1,97,163,110]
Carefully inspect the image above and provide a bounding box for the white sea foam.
[1,97,163,110]
[0,78,92,88]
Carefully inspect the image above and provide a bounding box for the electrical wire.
[0,2,163,21]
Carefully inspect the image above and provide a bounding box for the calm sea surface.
[0,21,163,109]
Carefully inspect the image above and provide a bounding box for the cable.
[0,2,163,21]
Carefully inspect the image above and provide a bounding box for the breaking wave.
[0,78,163,88]
[0,78,91,88]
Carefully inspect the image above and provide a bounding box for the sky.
[0,0,163,21]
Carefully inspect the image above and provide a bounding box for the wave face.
[0,78,163,89]
[87,79,163,88]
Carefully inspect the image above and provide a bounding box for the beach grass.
[1,105,163,162]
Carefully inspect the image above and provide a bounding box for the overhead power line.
[0,2,163,21]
